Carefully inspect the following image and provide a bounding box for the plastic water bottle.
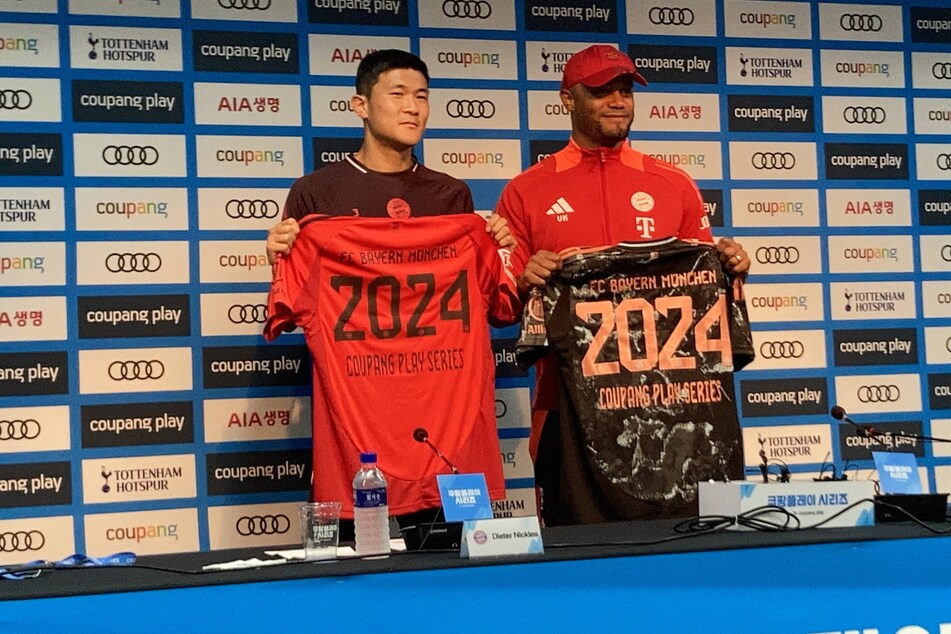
[353,452,390,556]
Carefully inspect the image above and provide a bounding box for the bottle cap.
[360,452,377,463]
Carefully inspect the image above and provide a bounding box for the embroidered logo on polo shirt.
[631,191,655,212]
[545,197,575,222]
[387,197,411,219]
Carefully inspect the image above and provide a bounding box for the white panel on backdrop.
[745,330,828,371]
[208,502,302,550]
[499,437,533,480]
[827,235,914,274]
[632,140,722,180]
[0,517,74,566]
[743,236,822,275]
[829,282,916,321]
[0,78,61,122]
[834,373,923,415]
[69,26,183,71]
[523,41,611,81]
[745,282,824,323]
[933,421,951,458]
[73,133,187,178]
[495,387,531,430]
[0,242,65,287]
[419,38,518,80]
[0,405,70,452]
[731,189,819,227]
[422,139,521,179]
[203,396,311,443]
[492,487,537,519]
[198,188,285,230]
[922,281,951,319]
[821,96,907,135]
[200,292,274,336]
[912,52,951,90]
[725,47,813,86]
[526,91,569,131]
[913,98,951,135]
[195,135,303,178]
[418,0,515,30]
[634,93,719,132]
[0,187,65,232]
[84,508,200,557]
[76,241,189,285]
[818,3,903,42]
[194,83,302,126]
[0,297,67,342]
[925,327,951,366]
[0,23,59,67]
[0,0,57,13]
[825,189,912,227]
[742,424,832,467]
[308,34,411,75]
[75,188,189,231]
[729,141,817,180]
[915,143,951,181]
[69,0,180,18]
[310,85,362,128]
[920,236,951,273]
[724,1,812,40]
[81,454,197,503]
[626,0,716,37]
[191,0,298,22]
[199,241,272,283]
[428,88,520,130]
[820,49,905,88]
[78,347,193,395]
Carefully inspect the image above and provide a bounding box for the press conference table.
[3,520,950,634]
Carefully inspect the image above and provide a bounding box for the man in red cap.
[495,44,751,525]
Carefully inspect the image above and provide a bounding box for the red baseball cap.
[560,45,648,90]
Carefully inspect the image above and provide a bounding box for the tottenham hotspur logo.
[101,466,113,493]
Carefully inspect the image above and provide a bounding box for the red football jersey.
[265,214,517,518]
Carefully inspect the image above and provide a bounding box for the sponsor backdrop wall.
[0,0,950,561]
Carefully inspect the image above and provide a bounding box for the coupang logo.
[216,146,285,168]
[0,33,40,56]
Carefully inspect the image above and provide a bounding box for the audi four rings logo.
[649,7,694,25]
[235,514,290,536]
[105,253,162,273]
[0,89,32,110]
[755,246,800,264]
[228,303,267,324]
[843,106,886,124]
[0,419,41,440]
[751,152,796,170]
[839,14,883,31]
[495,399,507,418]
[108,360,165,381]
[217,0,271,9]
[857,385,901,403]
[942,244,951,262]
[446,99,496,118]
[937,154,951,171]
[102,145,159,166]
[225,199,280,219]
[0,531,45,553]
[759,341,805,359]
[933,63,951,80]
[442,0,491,18]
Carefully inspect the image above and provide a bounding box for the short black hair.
[355,49,429,96]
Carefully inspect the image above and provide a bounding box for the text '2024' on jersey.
[517,238,754,523]
[265,214,518,519]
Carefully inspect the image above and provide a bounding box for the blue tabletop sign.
[872,451,923,494]
[437,473,493,522]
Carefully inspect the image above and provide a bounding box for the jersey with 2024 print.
[517,238,754,522]
[265,214,518,518]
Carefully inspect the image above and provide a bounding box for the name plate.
[460,516,544,559]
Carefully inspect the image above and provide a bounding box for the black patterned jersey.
[516,238,754,523]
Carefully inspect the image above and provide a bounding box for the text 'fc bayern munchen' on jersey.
[265,214,519,518]
[517,238,754,522]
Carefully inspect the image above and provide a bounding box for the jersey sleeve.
[472,227,521,327]
[263,220,319,341]
[676,172,714,242]
[728,275,755,371]
[494,180,532,296]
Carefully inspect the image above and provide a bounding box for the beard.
[571,108,633,147]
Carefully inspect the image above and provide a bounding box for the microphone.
[413,427,459,474]
[830,405,880,438]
